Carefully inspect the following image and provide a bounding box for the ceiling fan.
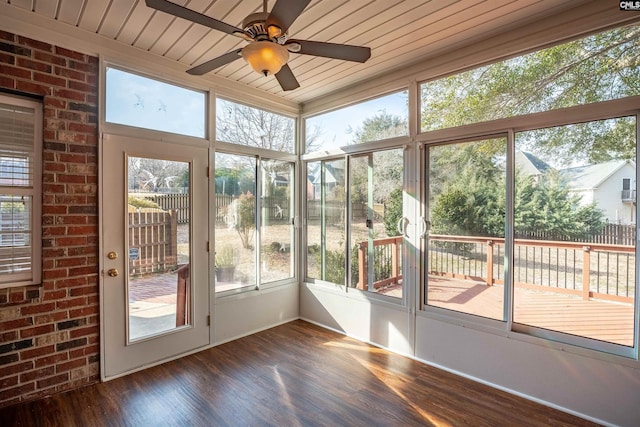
[145,0,372,91]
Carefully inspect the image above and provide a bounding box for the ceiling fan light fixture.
[242,41,289,76]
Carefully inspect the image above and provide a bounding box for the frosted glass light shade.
[242,41,289,76]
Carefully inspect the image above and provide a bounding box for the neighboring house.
[515,150,552,179]
[559,160,636,225]
[308,162,344,200]
[516,152,636,224]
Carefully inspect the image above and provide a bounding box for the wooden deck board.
[427,276,635,346]
[0,320,599,426]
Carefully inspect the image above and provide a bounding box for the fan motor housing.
[242,12,285,42]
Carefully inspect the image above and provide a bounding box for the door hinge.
[207,315,211,326]
[206,241,210,252]
[206,167,210,178]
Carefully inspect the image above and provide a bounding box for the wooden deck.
[427,276,635,346]
[0,320,599,426]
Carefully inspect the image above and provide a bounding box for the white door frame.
[99,133,210,380]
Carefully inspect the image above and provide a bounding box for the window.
[105,67,206,138]
[306,159,346,284]
[420,24,640,132]
[260,159,294,284]
[0,95,42,288]
[214,153,257,293]
[216,98,295,153]
[214,152,295,294]
[419,23,640,357]
[514,118,636,350]
[305,90,408,153]
[426,137,507,319]
[349,149,404,299]
[213,96,297,294]
[305,147,407,300]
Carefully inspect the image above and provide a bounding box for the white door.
[101,134,209,379]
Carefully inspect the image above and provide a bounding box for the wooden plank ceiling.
[5,0,579,104]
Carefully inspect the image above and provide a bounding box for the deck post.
[486,240,494,286]
[358,242,367,290]
[582,246,591,301]
[176,264,190,326]
[391,239,399,284]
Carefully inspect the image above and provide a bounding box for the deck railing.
[428,235,635,303]
[355,236,403,290]
[357,234,635,303]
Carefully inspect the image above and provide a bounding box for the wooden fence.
[143,193,292,225]
[515,222,636,246]
[145,194,189,224]
[306,200,369,224]
[128,210,178,275]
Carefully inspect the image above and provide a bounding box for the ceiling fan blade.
[275,64,300,91]
[186,49,243,75]
[267,0,311,34]
[145,0,243,35]
[288,39,371,63]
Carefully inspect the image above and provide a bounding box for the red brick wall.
[0,31,99,407]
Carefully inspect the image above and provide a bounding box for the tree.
[383,188,403,237]
[349,110,407,144]
[216,100,295,152]
[228,192,255,249]
[347,112,405,231]
[421,25,640,164]
[430,166,606,243]
[514,172,605,240]
[128,157,186,192]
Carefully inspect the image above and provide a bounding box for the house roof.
[515,151,552,176]
[559,159,635,190]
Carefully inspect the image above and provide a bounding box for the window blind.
[0,101,37,284]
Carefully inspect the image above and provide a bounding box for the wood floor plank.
[0,320,599,426]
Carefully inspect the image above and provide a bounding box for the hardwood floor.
[0,320,598,427]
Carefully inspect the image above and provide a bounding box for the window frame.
[212,95,299,297]
[103,64,209,143]
[417,96,640,359]
[0,93,42,289]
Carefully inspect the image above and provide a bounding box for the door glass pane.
[260,160,294,283]
[426,138,507,320]
[127,157,191,341]
[349,149,404,298]
[214,153,257,292]
[514,118,636,347]
[306,159,346,284]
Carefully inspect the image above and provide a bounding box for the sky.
[106,67,409,153]
[305,91,409,151]
[105,67,206,138]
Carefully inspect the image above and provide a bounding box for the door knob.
[107,268,119,277]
